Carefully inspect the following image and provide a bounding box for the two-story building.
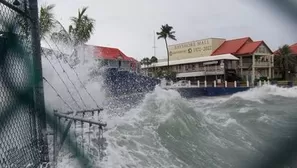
[211,37,274,83]
[142,37,274,85]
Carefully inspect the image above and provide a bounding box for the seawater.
[41,45,297,168]
[56,85,297,168]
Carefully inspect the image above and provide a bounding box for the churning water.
[98,85,297,168]
[42,46,297,168]
[56,84,297,168]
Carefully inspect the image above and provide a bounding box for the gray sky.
[40,0,297,60]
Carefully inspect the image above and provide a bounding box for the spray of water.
[41,41,297,168]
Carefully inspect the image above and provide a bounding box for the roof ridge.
[233,38,252,54]
[227,36,251,41]
[211,37,252,55]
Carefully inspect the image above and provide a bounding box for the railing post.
[234,81,237,87]
[197,80,200,88]
[247,80,249,87]
[259,80,262,86]
[204,80,207,87]
[267,80,270,85]
[53,110,58,168]
[225,81,227,87]
[214,80,216,87]
[188,80,191,87]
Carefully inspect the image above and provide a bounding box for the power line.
[42,38,88,109]
[43,77,74,111]
[41,49,82,110]
[47,37,101,108]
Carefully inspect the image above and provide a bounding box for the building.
[91,45,140,72]
[211,37,273,83]
[142,36,274,85]
[143,54,240,84]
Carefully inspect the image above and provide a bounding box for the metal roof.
[141,54,239,68]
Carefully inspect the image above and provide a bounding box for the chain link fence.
[0,0,48,167]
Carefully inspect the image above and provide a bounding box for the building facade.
[92,45,140,73]
[142,36,274,85]
[143,54,240,84]
[211,37,273,83]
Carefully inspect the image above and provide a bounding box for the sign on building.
[168,38,225,60]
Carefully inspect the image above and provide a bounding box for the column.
[240,56,243,77]
[252,54,255,86]
[268,55,272,78]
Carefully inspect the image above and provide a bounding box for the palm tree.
[156,24,176,71]
[68,7,95,46]
[150,56,158,64]
[141,57,151,67]
[150,56,158,75]
[274,44,297,80]
[39,4,56,38]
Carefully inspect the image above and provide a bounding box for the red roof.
[273,43,297,55]
[288,43,297,55]
[236,41,263,55]
[211,37,252,55]
[92,45,138,62]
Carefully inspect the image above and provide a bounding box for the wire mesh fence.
[0,0,48,167]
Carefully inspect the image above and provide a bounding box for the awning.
[176,70,224,78]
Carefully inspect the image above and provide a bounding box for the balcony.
[254,62,271,67]
[240,62,273,69]
[240,63,252,69]
[178,65,224,73]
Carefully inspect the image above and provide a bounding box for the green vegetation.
[39,4,95,46]
[156,24,176,70]
[274,44,297,80]
[68,7,95,46]
[39,4,56,38]
[140,56,158,66]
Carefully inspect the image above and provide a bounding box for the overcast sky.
[40,0,297,60]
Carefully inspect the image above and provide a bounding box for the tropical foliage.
[140,57,151,66]
[140,56,158,68]
[150,56,158,64]
[68,7,95,46]
[274,44,297,80]
[39,4,56,38]
[156,24,176,70]
[39,5,95,46]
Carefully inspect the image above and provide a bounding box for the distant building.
[91,45,140,72]
[211,37,273,82]
[142,36,274,84]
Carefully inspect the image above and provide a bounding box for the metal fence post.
[28,0,49,163]
[53,110,58,168]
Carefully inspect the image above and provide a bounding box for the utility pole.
[29,0,49,164]
[153,30,156,57]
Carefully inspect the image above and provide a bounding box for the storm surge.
[42,47,297,168]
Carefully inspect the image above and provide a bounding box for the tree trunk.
[285,55,289,80]
[165,38,169,73]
